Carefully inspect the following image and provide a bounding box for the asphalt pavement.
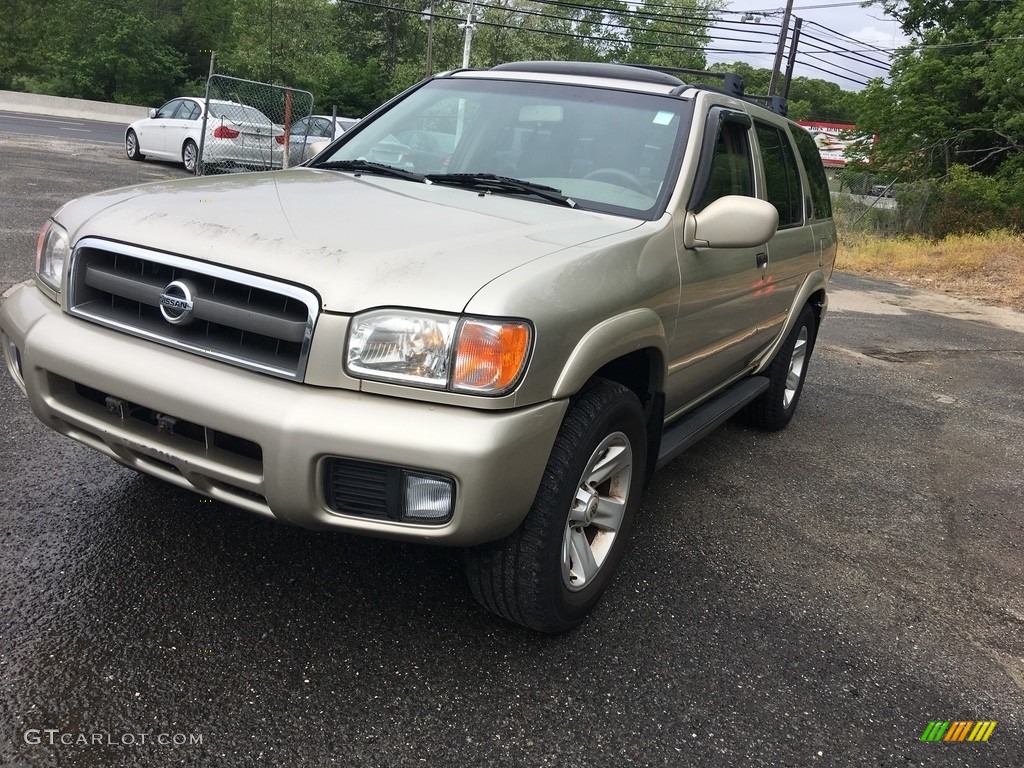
[0,111,126,145]
[1,131,1022,767]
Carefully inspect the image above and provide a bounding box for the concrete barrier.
[0,90,147,124]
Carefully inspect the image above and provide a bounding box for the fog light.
[403,472,454,521]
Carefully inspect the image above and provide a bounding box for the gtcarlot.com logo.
[920,721,997,742]
[24,729,203,747]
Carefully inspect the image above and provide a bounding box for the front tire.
[182,139,199,175]
[125,130,144,161]
[741,303,817,431]
[465,378,648,633]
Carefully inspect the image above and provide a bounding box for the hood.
[57,169,643,313]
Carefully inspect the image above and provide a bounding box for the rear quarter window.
[791,126,833,220]
[755,121,802,228]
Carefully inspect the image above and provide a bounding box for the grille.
[66,238,319,380]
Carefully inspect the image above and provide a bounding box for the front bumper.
[1,284,566,545]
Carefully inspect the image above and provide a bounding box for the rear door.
[751,119,815,321]
[165,99,202,161]
[790,125,838,275]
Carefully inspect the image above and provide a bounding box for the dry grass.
[836,230,1024,312]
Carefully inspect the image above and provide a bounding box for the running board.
[656,376,770,469]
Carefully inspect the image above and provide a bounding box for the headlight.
[34,220,69,297]
[346,310,531,395]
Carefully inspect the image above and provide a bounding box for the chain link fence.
[198,74,314,175]
[832,181,936,238]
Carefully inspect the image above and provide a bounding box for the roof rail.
[490,61,684,87]
[486,60,789,117]
[634,64,789,117]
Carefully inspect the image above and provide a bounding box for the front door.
[667,109,773,416]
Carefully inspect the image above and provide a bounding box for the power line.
[797,53,871,86]
[799,32,892,71]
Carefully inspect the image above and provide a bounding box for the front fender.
[552,308,667,399]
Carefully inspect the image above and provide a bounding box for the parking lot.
[1,130,1022,767]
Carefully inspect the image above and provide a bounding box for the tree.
[710,63,862,123]
[611,0,719,70]
[0,0,57,92]
[861,1,1024,181]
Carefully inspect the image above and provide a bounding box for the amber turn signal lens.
[452,320,531,394]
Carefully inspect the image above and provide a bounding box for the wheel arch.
[551,309,666,402]
[752,271,829,374]
[551,309,667,478]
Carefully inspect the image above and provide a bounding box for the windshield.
[315,78,692,219]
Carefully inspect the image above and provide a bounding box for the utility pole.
[768,0,795,96]
[782,17,803,100]
[423,0,435,78]
[461,0,476,68]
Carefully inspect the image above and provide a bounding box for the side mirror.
[683,196,779,249]
[148,108,157,119]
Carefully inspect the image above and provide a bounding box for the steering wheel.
[583,168,648,194]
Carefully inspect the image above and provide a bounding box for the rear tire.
[465,378,647,633]
[741,303,816,431]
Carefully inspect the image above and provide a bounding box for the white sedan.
[125,97,284,174]
[285,114,359,163]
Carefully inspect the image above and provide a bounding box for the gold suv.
[1,62,837,632]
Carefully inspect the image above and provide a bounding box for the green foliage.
[709,62,861,122]
[862,1,1024,181]
[611,0,717,69]
[5,0,186,103]
[924,165,1023,238]
[0,0,56,92]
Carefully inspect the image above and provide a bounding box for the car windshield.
[314,78,692,219]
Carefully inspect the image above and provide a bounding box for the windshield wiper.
[425,173,576,208]
[316,159,427,183]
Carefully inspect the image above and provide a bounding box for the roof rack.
[634,64,789,117]
[633,66,745,100]
[741,93,789,117]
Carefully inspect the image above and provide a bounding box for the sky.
[707,1,911,90]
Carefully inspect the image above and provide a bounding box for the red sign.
[798,121,876,167]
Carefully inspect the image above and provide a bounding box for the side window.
[314,118,333,138]
[755,122,802,228]
[155,100,181,119]
[696,119,754,211]
[791,126,833,219]
[179,101,201,121]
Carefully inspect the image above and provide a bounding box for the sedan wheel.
[125,130,144,161]
[182,139,199,175]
